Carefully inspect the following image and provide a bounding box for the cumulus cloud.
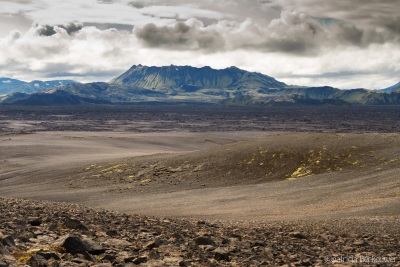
[260,11,325,54]
[134,10,398,55]
[135,20,225,51]
[0,25,139,81]
[36,23,83,36]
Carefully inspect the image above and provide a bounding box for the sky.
[0,0,399,89]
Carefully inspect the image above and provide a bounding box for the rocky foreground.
[0,197,399,267]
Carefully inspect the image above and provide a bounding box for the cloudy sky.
[0,0,399,89]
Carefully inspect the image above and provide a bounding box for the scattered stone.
[0,237,16,250]
[104,238,132,248]
[214,248,230,262]
[132,256,147,264]
[36,251,61,261]
[353,240,367,246]
[105,230,118,237]
[194,236,216,246]
[63,217,88,231]
[58,235,105,255]
[27,254,47,267]
[0,197,399,267]
[28,218,42,227]
[0,243,9,255]
[144,238,163,250]
[289,231,307,239]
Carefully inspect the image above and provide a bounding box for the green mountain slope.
[110,65,286,93]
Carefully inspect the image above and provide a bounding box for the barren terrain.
[0,105,399,266]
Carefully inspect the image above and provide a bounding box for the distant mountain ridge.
[380,82,400,93]
[1,65,400,106]
[0,78,77,94]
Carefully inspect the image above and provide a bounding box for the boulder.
[57,235,105,255]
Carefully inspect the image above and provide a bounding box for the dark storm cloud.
[63,22,83,35]
[384,16,400,35]
[135,22,225,51]
[36,23,83,36]
[330,21,400,48]
[36,25,56,36]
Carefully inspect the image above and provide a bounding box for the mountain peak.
[110,65,286,92]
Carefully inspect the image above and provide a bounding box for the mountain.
[110,65,286,93]
[2,65,400,106]
[380,82,400,93]
[0,78,77,94]
[0,90,112,106]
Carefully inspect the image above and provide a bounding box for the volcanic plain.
[0,105,399,266]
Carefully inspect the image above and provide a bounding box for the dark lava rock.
[106,230,118,237]
[214,248,230,262]
[36,251,61,261]
[58,235,105,255]
[132,256,147,264]
[0,237,15,250]
[63,217,88,231]
[144,238,164,250]
[289,231,307,239]
[28,218,42,226]
[194,236,216,246]
[0,243,9,255]
[27,254,48,267]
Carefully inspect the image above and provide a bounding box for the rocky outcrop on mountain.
[1,197,399,266]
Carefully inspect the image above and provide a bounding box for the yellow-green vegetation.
[236,145,367,181]
[290,166,312,179]
[80,162,139,183]
[99,164,126,174]
[14,246,65,263]
[287,146,363,180]
[57,223,71,234]
[385,158,400,164]
[77,158,182,190]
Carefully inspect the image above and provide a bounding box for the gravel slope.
[1,197,399,267]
